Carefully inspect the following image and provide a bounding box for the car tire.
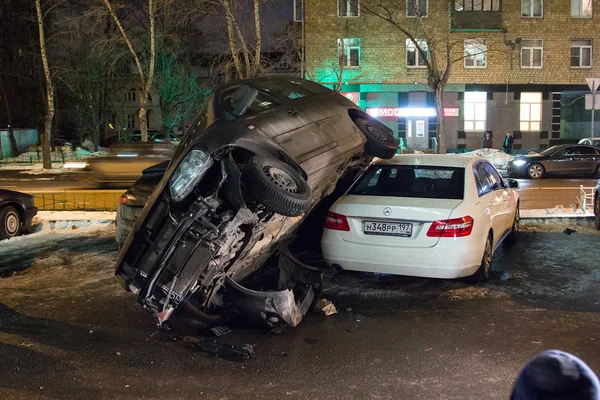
[354,118,399,159]
[468,234,493,283]
[0,205,21,240]
[242,156,312,217]
[527,163,544,179]
[505,204,519,244]
[594,195,600,231]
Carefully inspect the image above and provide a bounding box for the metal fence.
[33,190,122,211]
[0,152,97,165]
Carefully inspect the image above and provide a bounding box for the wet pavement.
[1,222,600,399]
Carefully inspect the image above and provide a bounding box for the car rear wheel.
[505,204,519,244]
[354,118,399,159]
[594,195,600,231]
[468,234,492,283]
[527,163,544,179]
[242,156,312,217]
[0,206,21,240]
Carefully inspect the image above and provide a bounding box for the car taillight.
[325,211,350,231]
[426,216,474,238]
[120,194,128,205]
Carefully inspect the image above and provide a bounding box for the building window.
[571,39,592,68]
[126,89,136,102]
[522,0,543,17]
[464,39,487,68]
[338,38,360,67]
[455,0,501,11]
[338,0,359,17]
[293,0,303,21]
[572,0,592,17]
[406,39,428,68]
[127,114,136,130]
[407,0,427,17]
[520,92,542,132]
[464,92,487,132]
[520,39,543,68]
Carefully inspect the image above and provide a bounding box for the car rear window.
[350,165,465,200]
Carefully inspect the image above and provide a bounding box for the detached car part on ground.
[0,189,38,240]
[115,77,398,331]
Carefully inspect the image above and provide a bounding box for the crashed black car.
[115,76,398,329]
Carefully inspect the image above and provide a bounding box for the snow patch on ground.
[35,211,116,221]
[458,148,514,172]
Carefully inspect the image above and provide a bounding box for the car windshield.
[350,165,465,200]
[540,145,560,156]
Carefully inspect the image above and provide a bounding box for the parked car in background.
[578,137,600,147]
[594,178,600,230]
[115,76,399,331]
[321,155,520,282]
[508,144,600,179]
[0,189,38,240]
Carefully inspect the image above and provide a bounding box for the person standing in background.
[482,132,493,148]
[503,131,514,154]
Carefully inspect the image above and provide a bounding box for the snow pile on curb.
[457,148,514,172]
[521,206,593,219]
[32,211,116,230]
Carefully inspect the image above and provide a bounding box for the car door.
[571,146,600,175]
[473,162,505,248]
[541,146,574,175]
[483,162,512,233]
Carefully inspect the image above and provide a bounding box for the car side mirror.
[231,85,258,117]
[508,179,519,189]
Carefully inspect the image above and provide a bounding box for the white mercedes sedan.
[321,154,520,282]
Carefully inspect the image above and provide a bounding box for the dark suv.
[115,76,398,330]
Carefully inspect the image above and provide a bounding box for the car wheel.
[0,206,21,240]
[594,195,600,231]
[505,204,519,244]
[354,118,399,159]
[527,163,544,179]
[468,234,493,283]
[242,156,312,217]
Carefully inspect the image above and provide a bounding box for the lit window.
[571,0,592,17]
[455,0,501,11]
[464,92,487,132]
[338,38,360,67]
[406,39,428,68]
[294,0,303,21]
[522,0,543,17]
[338,0,359,17]
[571,39,592,68]
[520,39,543,68]
[407,0,427,17]
[520,92,542,132]
[127,114,136,130]
[126,89,136,102]
[464,39,487,68]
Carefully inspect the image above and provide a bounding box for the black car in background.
[0,189,38,240]
[115,76,398,331]
[508,144,600,179]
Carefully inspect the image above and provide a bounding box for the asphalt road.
[1,221,600,399]
[1,167,596,210]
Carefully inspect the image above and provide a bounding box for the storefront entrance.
[405,117,429,149]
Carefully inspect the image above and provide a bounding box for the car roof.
[374,154,480,168]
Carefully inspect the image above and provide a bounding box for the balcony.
[452,11,503,31]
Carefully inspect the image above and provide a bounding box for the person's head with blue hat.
[512,350,600,399]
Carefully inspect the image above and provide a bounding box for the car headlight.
[169,149,213,202]
[512,159,526,167]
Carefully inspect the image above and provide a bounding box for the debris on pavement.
[563,228,576,235]
[314,298,337,316]
[211,325,233,337]
[183,336,255,361]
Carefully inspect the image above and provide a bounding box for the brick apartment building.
[302,0,600,151]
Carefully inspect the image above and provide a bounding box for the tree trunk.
[222,0,244,79]
[434,85,446,154]
[36,0,53,169]
[0,76,18,157]
[138,96,148,142]
[253,0,261,76]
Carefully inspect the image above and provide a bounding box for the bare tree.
[35,0,53,169]
[360,0,491,153]
[103,0,156,142]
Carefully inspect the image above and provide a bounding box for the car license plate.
[363,221,412,237]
